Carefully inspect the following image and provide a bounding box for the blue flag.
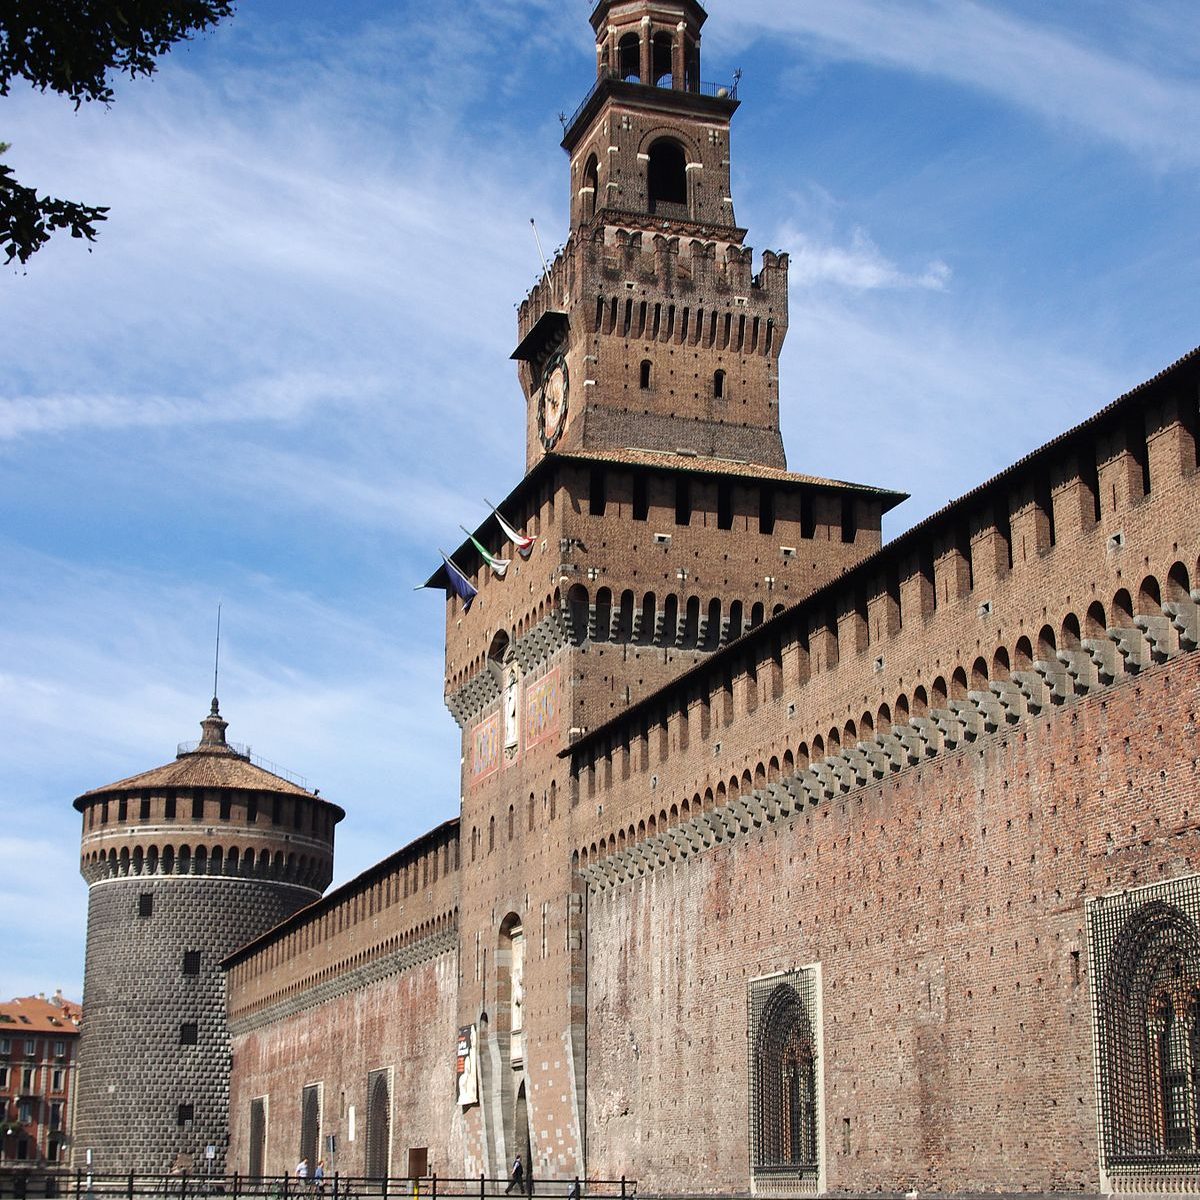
[440,551,478,612]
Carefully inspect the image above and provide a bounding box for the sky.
[3,0,1199,1002]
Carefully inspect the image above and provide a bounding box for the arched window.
[652,32,673,87]
[583,154,599,220]
[647,140,687,214]
[365,1070,391,1179]
[750,975,820,1179]
[1093,892,1200,1169]
[299,1084,321,1174]
[618,33,640,82]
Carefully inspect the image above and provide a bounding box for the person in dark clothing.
[505,1154,524,1195]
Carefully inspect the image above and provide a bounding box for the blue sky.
[3,0,1199,1001]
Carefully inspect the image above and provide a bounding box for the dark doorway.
[647,141,687,214]
[248,1098,266,1178]
[365,1070,391,1179]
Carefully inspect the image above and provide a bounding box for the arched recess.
[299,1084,321,1174]
[618,33,640,81]
[647,139,688,215]
[750,978,819,1178]
[582,153,599,221]
[1093,895,1200,1165]
[365,1069,392,1179]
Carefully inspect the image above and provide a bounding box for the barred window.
[1090,879,1200,1175]
[748,969,821,1185]
[177,1103,194,1127]
[365,1068,392,1180]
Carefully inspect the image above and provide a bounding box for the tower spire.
[212,602,222,715]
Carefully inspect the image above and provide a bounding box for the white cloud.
[719,0,1200,170]
[782,225,950,292]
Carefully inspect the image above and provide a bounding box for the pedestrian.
[567,1179,580,1200]
[504,1153,524,1195]
[297,1157,309,1187]
[315,1160,326,1194]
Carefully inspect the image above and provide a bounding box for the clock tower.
[514,0,789,472]
[431,0,903,1184]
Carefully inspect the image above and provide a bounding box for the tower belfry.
[514,0,789,471]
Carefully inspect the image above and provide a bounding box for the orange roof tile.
[0,995,82,1035]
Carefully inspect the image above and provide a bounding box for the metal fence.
[0,1175,636,1200]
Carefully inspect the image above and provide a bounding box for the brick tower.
[431,0,904,1183]
[72,700,343,1174]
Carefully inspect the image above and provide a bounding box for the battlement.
[564,347,1200,863]
[223,819,461,1025]
[517,229,789,348]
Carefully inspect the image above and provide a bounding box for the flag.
[461,526,511,578]
[439,551,478,612]
[484,498,536,559]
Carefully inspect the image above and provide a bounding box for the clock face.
[538,352,569,451]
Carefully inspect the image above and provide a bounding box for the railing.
[174,743,309,790]
[0,1175,636,1200]
[563,69,738,135]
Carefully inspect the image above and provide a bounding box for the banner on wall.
[471,714,501,783]
[524,668,560,751]
[456,1024,478,1107]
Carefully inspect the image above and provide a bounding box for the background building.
[0,993,81,1167]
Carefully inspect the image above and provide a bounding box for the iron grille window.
[177,1103,194,1127]
[249,1098,267,1178]
[365,1069,392,1179]
[748,968,821,1183]
[1089,875,1200,1173]
[300,1084,321,1170]
[183,950,201,976]
[138,893,153,918]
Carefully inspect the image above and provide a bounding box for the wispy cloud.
[783,225,950,292]
[721,0,1200,170]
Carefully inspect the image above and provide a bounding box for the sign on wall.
[456,1024,478,1107]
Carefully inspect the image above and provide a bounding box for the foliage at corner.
[1,1,235,266]
[1,161,109,264]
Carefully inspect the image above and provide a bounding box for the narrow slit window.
[714,369,726,400]
[640,359,652,389]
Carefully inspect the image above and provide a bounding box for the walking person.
[297,1158,309,1191]
[504,1153,524,1196]
[314,1160,326,1194]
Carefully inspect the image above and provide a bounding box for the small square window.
[177,1103,194,1127]
[180,1023,198,1046]
[182,951,201,976]
[138,894,153,918]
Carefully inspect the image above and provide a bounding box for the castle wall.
[225,824,461,1177]
[583,650,1200,1193]
[566,369,1199,856]
[227,949,462,1179]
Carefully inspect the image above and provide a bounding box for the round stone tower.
[72,699,343,1174]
